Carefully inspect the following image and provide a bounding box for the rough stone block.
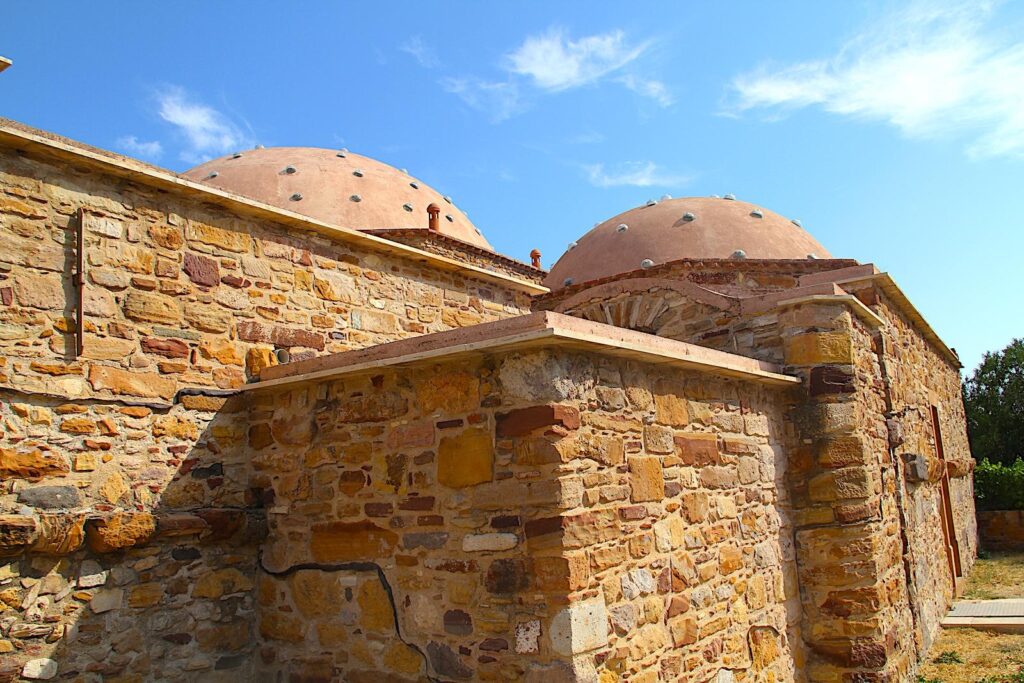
[236,320,325,350]
[808,467,873,502]
[141,337,190,358]
[576,432,624,466]
[416,371,480,414]
[549,595,609,656]
[437,428,493,488]
[124,290,181,324]
[185,221,251,252]
[675,433,720,466]
[13,273,62,310]
[655,392,690,426]
[513,437,573,465]
[21,659,57,680]
[809,366,855,396]
[643,425,674,454]
[312,269,358,303]
[183,251,219,287]
[669,616,697,646]
[462,532,518,552]
[629,456,665,502]
[32,512,85,554]
[85,512,156,553]
[785,332,854,366]
[17,485,81,509]
[88,365,176,400]
[496,404,580,437]
[0,516,37,556]
[0,448,69,481]
[309,520,398,562]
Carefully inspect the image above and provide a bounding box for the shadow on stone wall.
[1,392,266,682]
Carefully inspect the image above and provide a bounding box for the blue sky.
[2,1,1022,374]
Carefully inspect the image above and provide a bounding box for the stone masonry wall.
[247,348,802,682]
[0,392,263,681]
[0,145,530,681]
[542,271,978,681]
[0,148,531,403]
[851,286,977,658]
[531,355,802,683]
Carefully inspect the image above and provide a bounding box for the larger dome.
[182,147,492,250]
[545,196,831,288]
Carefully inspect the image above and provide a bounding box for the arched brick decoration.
[553,278,738,339]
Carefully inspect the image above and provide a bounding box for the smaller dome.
[545,197,831,288]
[182,147,491,250]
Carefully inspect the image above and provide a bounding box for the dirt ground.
[917,551,1024,682]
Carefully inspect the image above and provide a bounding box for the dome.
[545,196,831,288]
[182,147,492,250]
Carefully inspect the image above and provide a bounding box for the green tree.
[963,338,1024,465]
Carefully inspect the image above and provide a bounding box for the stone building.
[0,117,976,682]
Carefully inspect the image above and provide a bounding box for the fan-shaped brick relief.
[552,278,739,341]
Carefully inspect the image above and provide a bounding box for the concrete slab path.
[942,599,1024,633]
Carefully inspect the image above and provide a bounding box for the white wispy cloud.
[583,161,691,188]
[505,28,648,91]
[116,135,163,160]
[618,75,673,107]
[156,86,254,164]
[400,36,439,69]
[444,27,670,122]
[729,1,1024,159]
[441,77,523,123]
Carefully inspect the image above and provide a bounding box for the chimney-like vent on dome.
[530,249,542,269]
[427,203,441,232]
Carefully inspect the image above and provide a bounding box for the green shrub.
[974,459,1024,511]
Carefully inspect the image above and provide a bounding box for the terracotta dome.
[545,196,831,288]
[182,147,492,250]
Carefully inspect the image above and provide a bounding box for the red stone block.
[495,404,581,437]
[183,251,219,287]
[141,337,190,359]
[809,366,855,396]
[236,320,325,351]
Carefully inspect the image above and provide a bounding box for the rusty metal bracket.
[74,207,85,357]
